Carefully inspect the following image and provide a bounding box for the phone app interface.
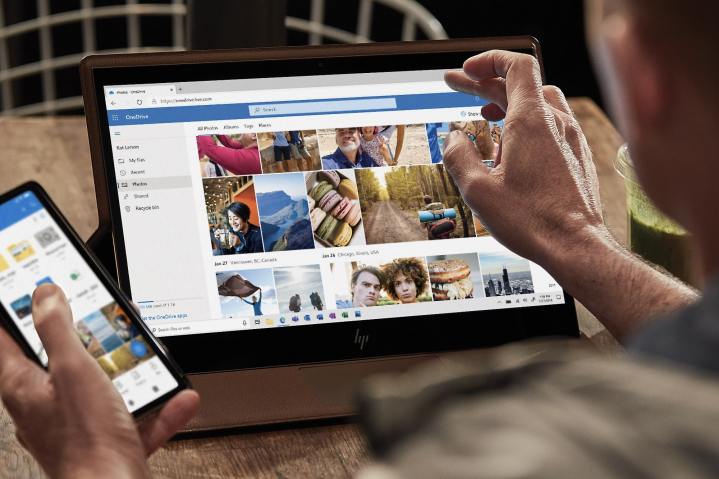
[0,191,178,412]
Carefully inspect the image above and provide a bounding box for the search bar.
[248,97,397,116]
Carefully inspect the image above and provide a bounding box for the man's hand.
[0,284,199,479]
[443,50,605,266]
[442,50,698,340]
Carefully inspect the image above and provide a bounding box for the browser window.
[103,69,565,338]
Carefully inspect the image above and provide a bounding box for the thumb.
[442,130,495,209]
[31,284,93,372]
[139,389,200,456]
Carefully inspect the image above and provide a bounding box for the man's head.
[335,128,361,156]
[585,0,717,236]
[351,266,384,307]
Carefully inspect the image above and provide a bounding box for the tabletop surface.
[0,98,624,478]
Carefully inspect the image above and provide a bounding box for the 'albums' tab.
[117,176,192,191]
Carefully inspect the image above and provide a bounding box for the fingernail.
[32,283,58,306]
[446,130,462,142]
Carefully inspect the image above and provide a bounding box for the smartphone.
[0,182,190,417]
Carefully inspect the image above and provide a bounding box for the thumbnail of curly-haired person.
[381,257,431,304]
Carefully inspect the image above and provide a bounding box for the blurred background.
[0,0,599,116]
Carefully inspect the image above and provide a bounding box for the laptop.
[80,37,578,432]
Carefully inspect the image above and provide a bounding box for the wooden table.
[0,98,624,478]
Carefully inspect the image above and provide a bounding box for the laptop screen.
[102,69,565,338]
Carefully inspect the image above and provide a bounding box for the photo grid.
[328,250,533,310]
[197,121,524,323]
[216,265,326,321]
[0,205,168,394]
[201,123,500,257]
[74,302,155,380]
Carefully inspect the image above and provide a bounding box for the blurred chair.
[0,0,446,116]
[288,0,447,45]
[0,1,186,115]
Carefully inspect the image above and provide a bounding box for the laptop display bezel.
[80,37,578,374]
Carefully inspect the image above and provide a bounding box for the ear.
[600,14,667,142]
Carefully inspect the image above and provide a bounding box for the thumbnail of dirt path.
[395,125,431,166]
[363,200,426,244]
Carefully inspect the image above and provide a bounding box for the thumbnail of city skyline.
[479,252,535,296]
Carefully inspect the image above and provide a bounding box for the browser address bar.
[248,97,397,117]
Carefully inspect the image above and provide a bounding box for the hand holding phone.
[0,283,199,479]
[0,182,193,416]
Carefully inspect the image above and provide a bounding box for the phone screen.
[0,190,179,413]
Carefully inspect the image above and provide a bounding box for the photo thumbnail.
[273,265,325,314]
[306,170,366,248]
[10,294,32,319]
[258,130,321,172]
[426,253,484,301]
[34,226,60,248]
[217,268,279,318]
[330,257,432,308]
[74,302,153,379]
[204,176,265,255]
[101,302,140,341]
[197,133,262,177]
[7,240,35,262]
[478,252,535,296]
[425,120,503,166]
[355,164,476,245]
[317,125,431,169]
[254,173,314,252]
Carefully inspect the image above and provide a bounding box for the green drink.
[616,145,696,285]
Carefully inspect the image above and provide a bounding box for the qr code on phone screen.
[34,226,60,247]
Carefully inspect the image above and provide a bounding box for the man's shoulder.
[322,150,344,168]
[247,225,263,241]
[322,148,341,159]
[359,341,719,478]
[629,287,719,375]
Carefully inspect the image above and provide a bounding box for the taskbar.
[148,292,566,337]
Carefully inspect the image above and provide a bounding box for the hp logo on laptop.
[354,328,370,351]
